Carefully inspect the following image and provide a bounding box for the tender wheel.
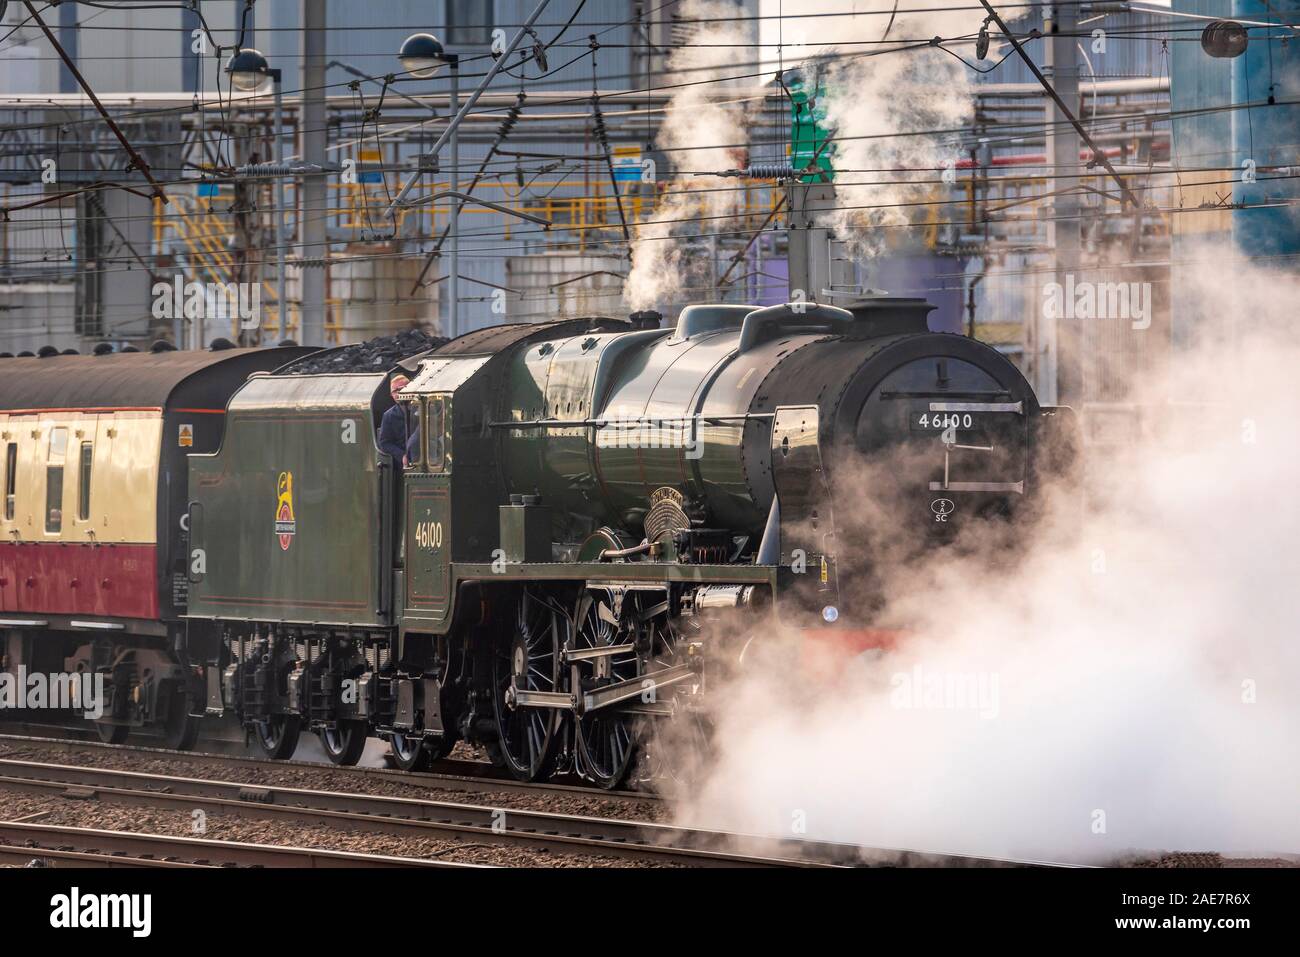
[160,687,201,751]
[95,720,129,745]
[490,587,565,781]
[252,714,301,760]
[319,719,368,766]
[423,732,456,762]
[573,587,640,789]
[389,732,432,771]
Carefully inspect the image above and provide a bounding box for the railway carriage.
[0,345,309,746]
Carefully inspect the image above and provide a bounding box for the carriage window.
[4,443,15,520]
[45,467,63,532]
[427,397,446,472]
[46,427,67,533]
[78,442,93,521]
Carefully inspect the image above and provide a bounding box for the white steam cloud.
[623,0,753,310]
[668,247,1300,863]
[624,1,990,307]
[812,1,985,257]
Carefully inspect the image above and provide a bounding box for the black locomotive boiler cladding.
[180,298,1063,788]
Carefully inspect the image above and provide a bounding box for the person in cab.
[378,374,411,462]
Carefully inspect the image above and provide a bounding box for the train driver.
[378,374,412,462]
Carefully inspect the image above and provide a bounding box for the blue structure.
[1171,1,1299,343]
[1231,0,1300,258]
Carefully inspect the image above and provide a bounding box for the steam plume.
[668,248,1300,863]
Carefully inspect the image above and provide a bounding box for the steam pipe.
[598,539,651,560]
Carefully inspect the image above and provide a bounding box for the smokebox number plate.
[910,412,988,433]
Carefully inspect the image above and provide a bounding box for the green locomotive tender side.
[186,372,393,628]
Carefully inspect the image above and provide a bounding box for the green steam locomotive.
[183,296,1060,788]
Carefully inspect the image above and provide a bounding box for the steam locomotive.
[0,297,1066,788]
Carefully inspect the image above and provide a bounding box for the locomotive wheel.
[573,588,640,789]
[490,587,565,782]
[389,732,432,771]
[632,606,707,789]
[252,714,301,760]
[160,688,201,751]
[640,707,712,790]
[319,719,368,766]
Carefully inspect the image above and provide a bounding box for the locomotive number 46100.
[415,520,444,550]
[910,412,986,432]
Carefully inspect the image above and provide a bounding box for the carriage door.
[404,395,451,625]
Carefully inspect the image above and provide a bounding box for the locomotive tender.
[0,297,1063,787]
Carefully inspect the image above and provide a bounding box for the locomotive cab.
[397,387,453,629]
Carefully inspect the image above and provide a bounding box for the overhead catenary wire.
[0,0,1289,335]
[588,35,631,244]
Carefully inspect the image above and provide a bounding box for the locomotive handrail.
[488,412,775,429]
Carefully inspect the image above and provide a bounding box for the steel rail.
[0,740,1083,869]
[0,758,839,868]
[0,819,471,868]
[0,731,657,804]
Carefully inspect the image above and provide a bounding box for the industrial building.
[0,0,1295,420]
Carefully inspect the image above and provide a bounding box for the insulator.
[495,103,522,141]
[235,161,337,178]
[235,162,296,177]
[741,163,796,181]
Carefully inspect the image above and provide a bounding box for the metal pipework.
[598,539,651,561]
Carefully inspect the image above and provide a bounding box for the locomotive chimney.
[629,310,662,330]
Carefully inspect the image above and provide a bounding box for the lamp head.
[399,33,447,78]
[225,48,272,92]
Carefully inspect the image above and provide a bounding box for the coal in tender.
[281,328,448,375]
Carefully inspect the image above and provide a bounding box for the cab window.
[427,397,446,472]
[404,398,424,471]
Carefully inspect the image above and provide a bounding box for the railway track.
[0,730,654,805]
[0,734,1078,868]
[0,756,860,867]
[0,820,474,868]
